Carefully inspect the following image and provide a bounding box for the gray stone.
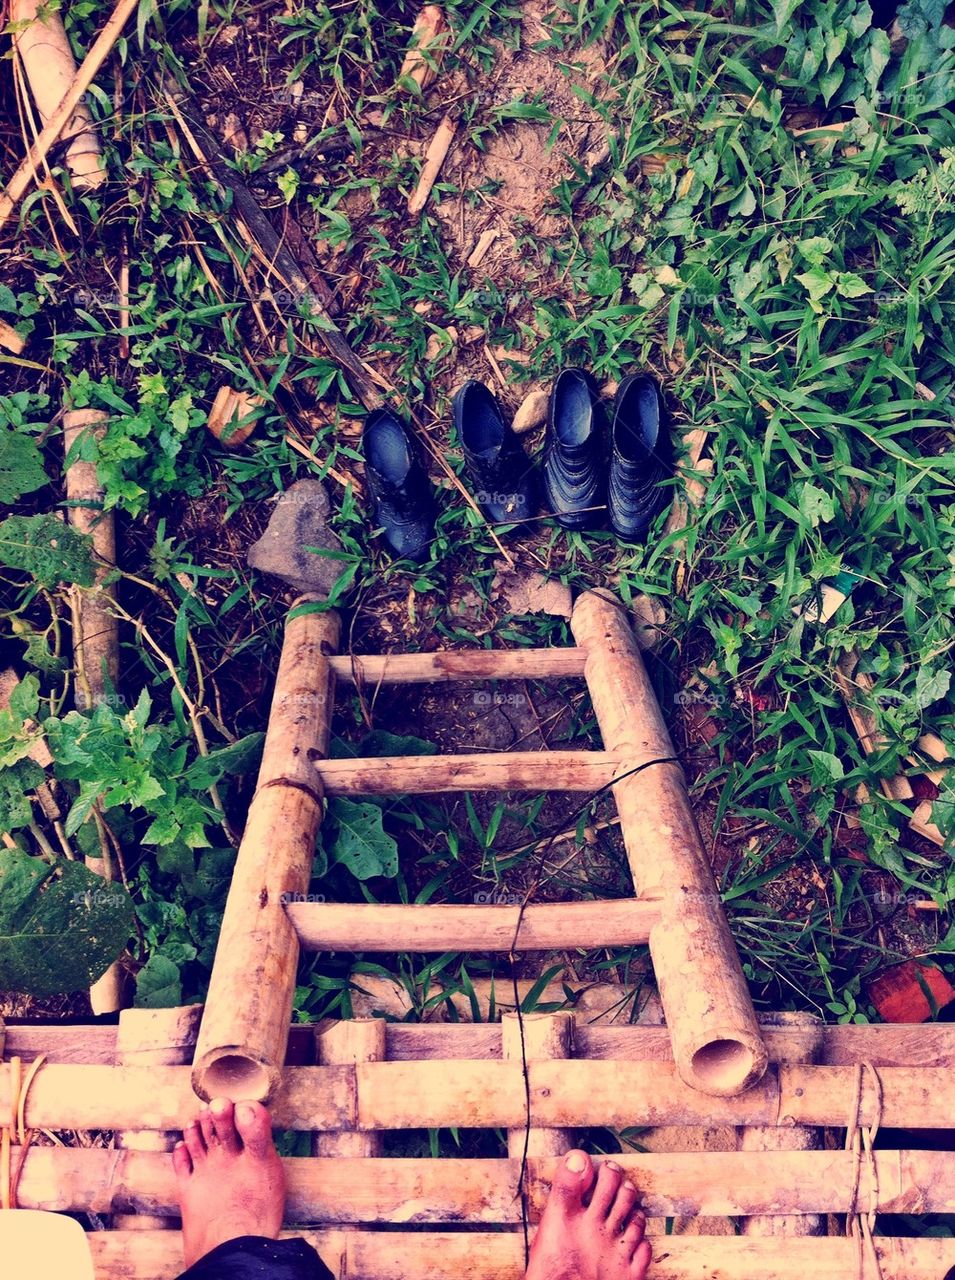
[247,480,344,596]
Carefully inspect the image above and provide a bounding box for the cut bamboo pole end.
[191,606,340,1104]
[570,589,768,1098]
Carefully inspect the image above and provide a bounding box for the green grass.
[0,0,953,1032]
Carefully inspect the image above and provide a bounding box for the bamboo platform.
[4,1009,955,1279]
[4,589,953,1279]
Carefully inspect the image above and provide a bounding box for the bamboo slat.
[740,1011,825,1238]
[314,750,628,794]
[84,1228,955,1280]
[327,649,587,684]
[191,605,339,1103]
[571,590,767,1097]
[314,1021,384,1159]
[502,1012,574,1158]
[17,1148,955,1220]
[286,898,660,951]
[7,1015,955,1069]
[6,1061,952,1131]
[113,1008,201,1230]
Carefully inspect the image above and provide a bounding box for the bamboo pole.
[10,0,107,189]
[113,1007,203,1231]
[313,749,629,795]
[327,649,587,684]
[7,1012,955,1070]
[502,1012,573,1158]
[570,589,767,1097]
[16,1147,955,1220]
[314,1020,385,1160]
[84,1227,955,1279]
[740,1011,825,1238]
[287,898,660,952]
[0,0,138,232]
[63,406,123,1015]
[191,604,339,1103]
[8,1061,952,1131]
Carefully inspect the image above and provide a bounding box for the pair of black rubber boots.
[361,369,671,560]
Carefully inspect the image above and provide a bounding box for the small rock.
[222,112,249,154]
[630,594,666,651]
[868,960,955,1023]
[601,379,619,399]
[511,389,548,435]
[247,480,344,597]
[424,326,458,361]
[413,300,433,316]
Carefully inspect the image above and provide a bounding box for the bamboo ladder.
[4,589,955,1278]
[190,588,769,1103]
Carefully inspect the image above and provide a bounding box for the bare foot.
[527,1150,651,1280]
[173,1098,285,1268]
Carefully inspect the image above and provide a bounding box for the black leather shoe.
[607,374,671,541]
[543,368,605,529]
[361,408,435,560]
[452,380,536,523]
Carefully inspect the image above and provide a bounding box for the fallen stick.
[162,95,383,410]
[63,405,123,1013]
[0,0,138,231]
[408,112,456,215]
[10,0,107,190]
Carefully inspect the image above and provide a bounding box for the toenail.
[565,1151,587,1173]
[236,1103,257,1125]
[606,1160,621,1171]
[210,1098,230,1114]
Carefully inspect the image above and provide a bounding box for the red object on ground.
[868,960,955,1023]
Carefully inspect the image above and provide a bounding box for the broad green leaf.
[808,750,845,784]
[799,484,837,527]
[0,849,134,996]
[914,667,951,710]
[0,514,97,587]
[134,954,182,1008]
[327,797,399,880]
[0,427,48,504]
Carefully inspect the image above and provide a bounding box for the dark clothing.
[176,1236,334,1280]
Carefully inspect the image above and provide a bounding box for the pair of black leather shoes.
[360,381,537,560]
[543,369,671,539]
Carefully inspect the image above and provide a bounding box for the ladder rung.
[327,649,587,684]
[284,898,660,952]
[314,749,653,795]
